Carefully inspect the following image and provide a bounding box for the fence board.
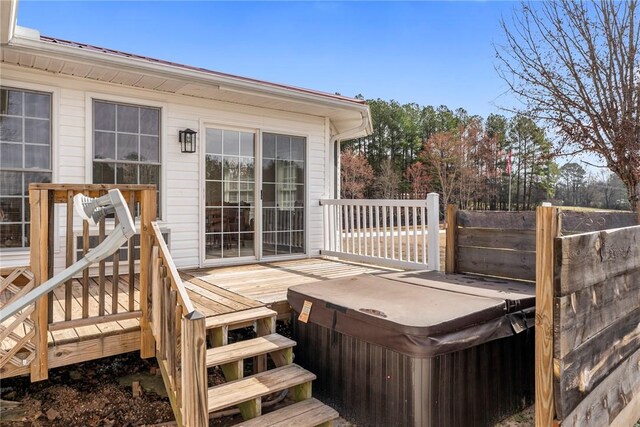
[554,267,640,358]
[457,210,536,229]
[555,226,640,296]
[554,307,640,419]
[560,210,637,235]
[458,228,536,252]
[457,246,535,282]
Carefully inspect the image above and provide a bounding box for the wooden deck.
[181,257,394,316]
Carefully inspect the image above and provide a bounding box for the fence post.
[139,188,157,358]
[29,188,49,381]
[426,193,440,271]
[445,204,458,274]
[181,311,208,427]
[535,206,559,427]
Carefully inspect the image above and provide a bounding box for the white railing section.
[320,193,441,271]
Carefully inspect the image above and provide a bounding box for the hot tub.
[288,271,535,427]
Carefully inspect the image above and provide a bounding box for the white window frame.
[0,81,58,259]
[85,92,167,221]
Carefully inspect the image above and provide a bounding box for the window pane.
[291,231,304,253]
[0,116,22,142]
[291,137,305,161]
[94,101,116,131]
[239,157,254,181]
[24,92,50,119]
[0,223,22,248]
[0,143,22,168]
[24,119,50,145]
[139,108,159,135]
[140,164,159,185]
[0,197,21,222]
[140,136,159,162]
[295,185,305,206]
[263,133,276,158]
[276,135,291,159]
[117,133,138,161]
[0,171,22,195]
[223,157,239,181]
[263,159,275,183]
[263,183,276,207]
[240,132,254,156]
[206,155,222,180]
[25,145,49,169]
[205,208,223,233]
[1,89,22,116]
[206,181,222,206]
[117,163,138,184]
[94,131,116,160]
[117,105,139,133]
[223,130,239,156]
[206,128,223,154]
[93,162,115,184]
[294,161,304,184]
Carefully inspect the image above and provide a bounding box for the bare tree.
[496,1,640,210]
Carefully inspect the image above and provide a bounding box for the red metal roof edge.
[39,35,367,106]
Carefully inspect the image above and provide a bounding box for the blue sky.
[17,1,518,119]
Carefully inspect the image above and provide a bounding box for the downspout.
[331,111,370,199]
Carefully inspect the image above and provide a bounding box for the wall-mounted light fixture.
[178,128,197,153]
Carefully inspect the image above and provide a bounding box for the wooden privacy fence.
[535,206,640,427]
[320,193,440,271]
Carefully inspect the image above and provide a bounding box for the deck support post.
[29,188,49,381]
[139,189,157,358]
[445,204,458,274]
[181,310,208,427]
[535,206,559,427]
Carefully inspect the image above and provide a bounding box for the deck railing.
[149,222,207,426]
[320,193,440,271]
[28,183,157,381]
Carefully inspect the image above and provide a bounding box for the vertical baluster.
[128,192,136,312]
[376,206,381,258]
[65,190,74,320]
[396,206,403,260]
[112,214,120,314]
[405,205,411,262]
[342,204,348,253]
[82,219,90,318]
[169,289,177,386]
[98,205,106,317]
[421,205,427,264]
[349,205,355,254]
[389,206,395,260]
[323,203,329,253]
[368,205,374,258]
[354,205,360,255]
[337,205,342,253]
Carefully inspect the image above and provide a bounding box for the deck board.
[182,258,393,306]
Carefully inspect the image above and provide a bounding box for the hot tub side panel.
[293,317,535,427]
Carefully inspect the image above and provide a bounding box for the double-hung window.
[92,100,160,206]
[0,87,52,249]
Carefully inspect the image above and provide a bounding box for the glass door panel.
[262,133,305,256]
[205,128,256,260]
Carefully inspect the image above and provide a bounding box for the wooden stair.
[204,306,338,426]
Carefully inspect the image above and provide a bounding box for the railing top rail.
[320,199,429,207]
[30,183,157,192]
[151,221,195,314]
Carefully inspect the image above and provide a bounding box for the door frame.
[198,121,311,268]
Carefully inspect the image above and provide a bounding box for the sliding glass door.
[204,128,256,260]
[262,133,305,256]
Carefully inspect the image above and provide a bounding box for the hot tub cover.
[287,271,535,357]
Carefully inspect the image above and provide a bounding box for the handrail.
[150,221,195,314]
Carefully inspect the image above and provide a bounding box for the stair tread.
[207,364,315,413]
[206,307,277,330]
[238,398,339,427]
[206,333,296,367]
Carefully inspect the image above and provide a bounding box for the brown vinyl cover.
[287,271,535,357]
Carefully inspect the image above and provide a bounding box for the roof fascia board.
[7,34,370,114]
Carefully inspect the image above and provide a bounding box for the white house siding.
[0,65,332,272]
